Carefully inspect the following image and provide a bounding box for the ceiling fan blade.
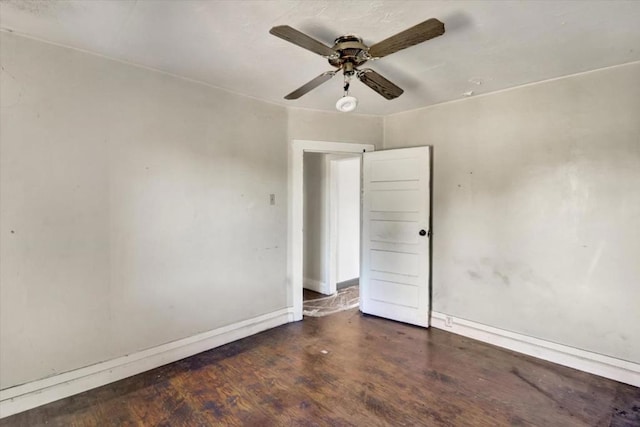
[285,71,337,100]
[368,18,445,58]
[270,25,337,58]
[357,69,404,100]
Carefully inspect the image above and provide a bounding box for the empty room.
[0,1,639,425]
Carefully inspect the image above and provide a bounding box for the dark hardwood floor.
[2,308,638,426]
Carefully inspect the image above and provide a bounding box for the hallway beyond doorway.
[303,284,359,317]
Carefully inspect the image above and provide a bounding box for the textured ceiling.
[1,0,639,115]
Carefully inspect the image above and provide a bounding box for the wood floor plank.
[1,308,638,426]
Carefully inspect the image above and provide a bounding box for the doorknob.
[419,229,427,236]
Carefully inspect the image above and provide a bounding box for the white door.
[360,146,431,327]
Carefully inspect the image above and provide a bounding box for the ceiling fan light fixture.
[270,18,444,105]
[336,95,358,113]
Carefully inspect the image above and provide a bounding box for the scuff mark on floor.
[510,367,590,424]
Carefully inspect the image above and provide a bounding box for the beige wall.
[287,108,382,149]
[2,28,637,393]
[384,61,640,363]
[0,34,383,390]
[0,32,288,389]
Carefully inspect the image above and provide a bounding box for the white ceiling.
[1,0,639,115]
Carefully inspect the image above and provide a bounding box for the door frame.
[288,140,375,321]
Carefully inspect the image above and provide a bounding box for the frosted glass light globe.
[336,96,358,112]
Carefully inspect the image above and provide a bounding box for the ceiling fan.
[269,18,445,108]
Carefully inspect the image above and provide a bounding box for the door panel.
[369,280,419,308]
[370,250,420,276]
[370,220,419,244]
[361,146,431,327]
[371,157,421,181]
[371,190,420,212]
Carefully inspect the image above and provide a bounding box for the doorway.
[289,141,432,326]
[288,140,375,321]
[302,153,361,316]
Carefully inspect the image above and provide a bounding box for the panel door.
[361,146,431,327]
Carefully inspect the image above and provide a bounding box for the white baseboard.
[0,308,295,419]
[303,277,328,294]
[431,311,640,388]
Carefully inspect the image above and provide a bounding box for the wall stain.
[1,65,18,81]
[467,270,482,280]
[492,269,510,286]
[2,0,75,16]
[467,257,555,291]
[519,267,553,291]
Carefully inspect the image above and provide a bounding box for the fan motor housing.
[329,35,369,71]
